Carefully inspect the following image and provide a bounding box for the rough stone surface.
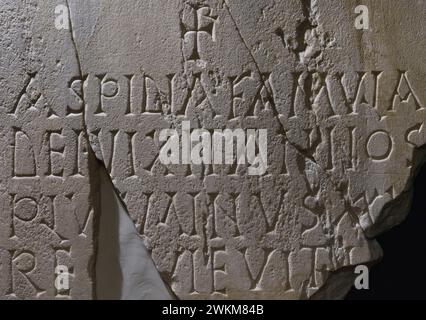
[0,0,97,299]
[1,0,426,299]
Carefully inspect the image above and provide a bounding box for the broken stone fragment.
[1,0,426,299]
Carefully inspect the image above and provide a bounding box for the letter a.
[354,264,369,290]
[55,5,70,30]
[354,5,369,30]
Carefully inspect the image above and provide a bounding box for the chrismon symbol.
[181,5,218,61]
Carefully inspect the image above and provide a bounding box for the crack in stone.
[65,1,99,174]
[65,0,102,299]
[65,0,90,139]
[65,3,178,298]
[65,0,82,79]
[223,0,323,168]
[221,3,391,280]
[222,0,355,209]
[62,1,426,300]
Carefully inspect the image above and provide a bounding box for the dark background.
[346,163,426,300]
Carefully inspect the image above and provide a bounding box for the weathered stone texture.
[1,0,426,299]
[0,0,96,299]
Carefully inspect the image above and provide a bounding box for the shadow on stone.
[346,162,426,300]
[95,166,172,300]
[95,166,123,299]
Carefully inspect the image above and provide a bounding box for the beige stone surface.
[1,0,426,299]
[0,0,97,299]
